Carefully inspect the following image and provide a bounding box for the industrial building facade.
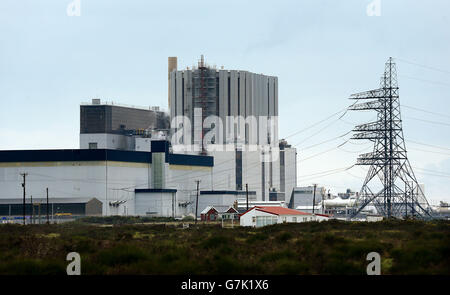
[169,56,278,145]
[79,100,169,150]
[0,145,214,217]
[0,56,298,218]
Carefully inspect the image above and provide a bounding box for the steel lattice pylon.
[349,57,433,219]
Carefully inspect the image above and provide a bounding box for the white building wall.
[271,152,281,195]
[135,191,176,217]
[0,162,149,216]
[165,165,213,216]
[240,208,275,227]
[135,138,152,152]
[208,149,236,191]
[242,149,263,200]
[284,147,297,205]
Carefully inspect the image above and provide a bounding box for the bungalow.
[240,206,329,227]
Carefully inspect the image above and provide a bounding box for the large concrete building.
[0,142,215,217]
[169,55,278,146]
[0,56,297,219]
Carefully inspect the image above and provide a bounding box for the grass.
[0,219,448,275]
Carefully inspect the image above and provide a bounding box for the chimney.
[168,57,177,108]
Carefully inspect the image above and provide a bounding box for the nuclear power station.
[0,56,297,221]
[0,56,439,222]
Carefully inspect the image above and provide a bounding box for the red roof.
[241,206,311,217]
[315,213,330,218]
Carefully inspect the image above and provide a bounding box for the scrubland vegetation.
[0,219,448,275]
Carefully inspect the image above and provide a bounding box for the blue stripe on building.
[200,190,256,195]
[135,188,178,193]
[167,153,213,167]
[0,149,214,167]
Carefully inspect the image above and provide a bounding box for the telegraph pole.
[195,180,200,224]
[246,183,249,211]
[20,173,28,225]
[46,188,49,224]
[30,195,33,225]
[312,184,317,214]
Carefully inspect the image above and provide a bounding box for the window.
[292,217,297,223]
[252,216,256,223]
[255,216,277,227]
[88,142,98,149]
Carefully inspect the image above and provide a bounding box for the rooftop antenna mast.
[348,57,433,219]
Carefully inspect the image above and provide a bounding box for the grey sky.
[1,0,449,202]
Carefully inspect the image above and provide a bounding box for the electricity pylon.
[349,57,433,219]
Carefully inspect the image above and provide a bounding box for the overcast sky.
[1,0,449,202]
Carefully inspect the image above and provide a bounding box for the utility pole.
[245,183,249,211]
[20,173,28,225]
[31,195,33,225]
[46,188,49,224]
[312,184,317,214]
[195,180,200,224]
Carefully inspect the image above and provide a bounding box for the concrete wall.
[0,161,149,216]
[135,191,177,217]
[80,133,135,150]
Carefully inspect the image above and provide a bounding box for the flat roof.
[0,197,100,205]
[0,149,214,167]
[135,188,177,193]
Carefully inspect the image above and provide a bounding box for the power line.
[413,166,450,177]
[396,58,450,75]
[405,116,450,127]
[409,147,450,156]
[299,139,350,162]
[283,107,349,139]
[297,130,352,150]
[399,75,450,87]
[408,140,450,151]
[403,105,450,120]
[293,113,350,147]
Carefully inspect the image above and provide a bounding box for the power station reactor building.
[0,56,297,220]
[169,55,278,146]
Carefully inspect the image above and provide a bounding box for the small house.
[200,205,238,221]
